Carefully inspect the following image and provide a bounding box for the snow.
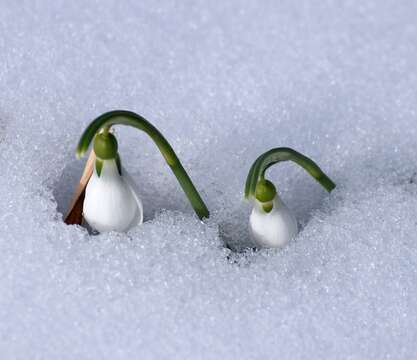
[1,0,417,358]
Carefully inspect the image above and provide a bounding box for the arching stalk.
[244,147,335,199]
[76,110,209,219]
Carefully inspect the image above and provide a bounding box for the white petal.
[249,196,298,248]
[123,168,144,227]
[83,160,143,233]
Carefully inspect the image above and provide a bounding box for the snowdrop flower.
[249,178,298,248]
[75,110,209,233]
[83,130,143,232]
[245,148,335,248]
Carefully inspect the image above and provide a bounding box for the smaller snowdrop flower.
[245,148,335,248]
[76,110,209,233]
[249,178,298,248]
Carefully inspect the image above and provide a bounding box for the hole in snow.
[220,221,254,252]
[53,158,182,229]
[53,158,86,222]
[217,180,332,253]
[218,205,254,252]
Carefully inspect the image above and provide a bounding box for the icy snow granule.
[1,0,417,358]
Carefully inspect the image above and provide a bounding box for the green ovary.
[93,132,118,159]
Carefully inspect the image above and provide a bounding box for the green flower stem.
[244,147,336,199]
[76,110,209,219]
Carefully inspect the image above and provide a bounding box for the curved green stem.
[76,110,209,219]
[244,147,336,199]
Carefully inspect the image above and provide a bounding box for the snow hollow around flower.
[1,1,417,359]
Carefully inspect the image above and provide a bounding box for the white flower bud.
[249,194,298,248]
[83,159,143,233]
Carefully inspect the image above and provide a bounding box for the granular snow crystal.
[1,0,417,359]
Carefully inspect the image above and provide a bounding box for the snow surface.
[1,0,417,358]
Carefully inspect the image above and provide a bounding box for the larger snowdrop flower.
[245,148,335,248]
[72,110,209,233]
[83,131,143,232]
